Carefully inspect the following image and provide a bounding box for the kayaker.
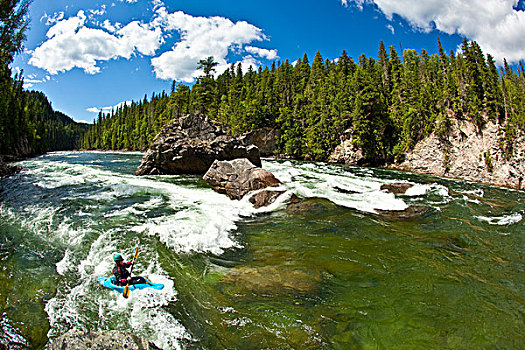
[112,253,147,286]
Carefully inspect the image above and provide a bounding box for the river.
[0,151,523,349]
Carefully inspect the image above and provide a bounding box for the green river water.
[0,151,523,349]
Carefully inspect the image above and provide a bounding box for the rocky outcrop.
[391,120,525,189]
[328,129,365,165]
[203,158,285,208]
[135,114,261,175]
[239,128,280,156]
[0,157,22,178]
[380,182,413,194]
[48,330,160,350]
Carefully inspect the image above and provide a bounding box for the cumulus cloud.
[118,21,164,56]
[343,0,525,63]
[29,10,163,74]
[245,46,279,60]
[150,7,268,82]
[102,19,120,33]
[89,5,107,17]
[87,100,133,114]
[29,2,277,82]
[41,11,65,26]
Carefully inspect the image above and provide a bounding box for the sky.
[12,0,525,124]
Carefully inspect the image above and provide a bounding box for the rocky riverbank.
[330,119,525,190]
[0,156,22,178]
[389,120,524,190]
[135,113,523,190]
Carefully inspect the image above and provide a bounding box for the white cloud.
[89,5,107,17]
[29,2,276,83]
[87,100,133,114]
[387,24,394,34]
[150,7,269,82]
[21,74,50,89]
[118,21,164,56]
[343,0,525,63]
[46,10,86,38]
[41,11,65,26]
[29,10,163,74]
[86,107,101,113]
[102,19,120,33]
[245,46,279,60]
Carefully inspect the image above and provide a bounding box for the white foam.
[476,212,523,226]
[263,161,409,213]
[462,195,481,205]
[461,189,485,197]
[56,250,72,276]
[404,184,431,196]
[20,155,260,255]
[47,235,189,349]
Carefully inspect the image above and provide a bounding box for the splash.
[476,212,523,226]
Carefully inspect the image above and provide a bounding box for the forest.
[80,39,525,165]
[0,0,88,159]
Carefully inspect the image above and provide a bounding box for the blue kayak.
[97,276,164,293]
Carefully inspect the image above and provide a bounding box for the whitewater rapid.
[2,151,522,349]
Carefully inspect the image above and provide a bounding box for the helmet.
[113,253,124,262]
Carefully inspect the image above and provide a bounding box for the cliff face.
[390,120,525,190]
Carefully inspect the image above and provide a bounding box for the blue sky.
[13,0,525,123]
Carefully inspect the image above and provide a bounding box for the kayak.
[97,276,164,293]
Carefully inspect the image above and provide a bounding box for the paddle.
[123,247,139,299]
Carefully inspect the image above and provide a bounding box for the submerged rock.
[220,265,321,297]
[374,205,431,219]
[135,113,261,175]
[204,158,286,208]
[286,197,330,214]
[48,330,160,350]
[380,182,413,194]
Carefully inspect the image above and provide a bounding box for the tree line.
[1,0,88,159]
[81,39,525,165]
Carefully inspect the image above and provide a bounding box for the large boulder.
[135,114,261,175]
[48,330,160,350]
[203,158,284,208]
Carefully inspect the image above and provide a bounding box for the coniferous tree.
[80,41,525,164]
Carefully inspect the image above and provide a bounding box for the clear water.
[0,151,523,349]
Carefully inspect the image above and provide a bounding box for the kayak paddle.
[123,247,139,299]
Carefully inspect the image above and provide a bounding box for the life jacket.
[112,262,131,285]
